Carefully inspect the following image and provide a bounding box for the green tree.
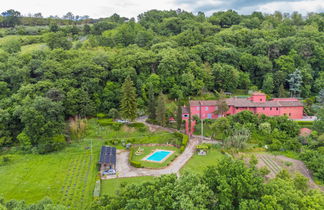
[1,9,21,27]
[120,76,137,121]
[108,108,119,120]
[17,96,65,147]
[287,69,303,97]
[49,22,59,32]
[314,107,324,133]
[262,73,274,94]
[155,92,167,126]
[176,100,182,130]
[147,84,156,121]
[64,89,96,117]
[203,158,263,209]
[212,63,239,91]
[45,32,72,50]
[2,39,21,54]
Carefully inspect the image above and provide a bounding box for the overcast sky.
[2,0,324,18]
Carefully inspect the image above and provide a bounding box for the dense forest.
[0,9,323,153]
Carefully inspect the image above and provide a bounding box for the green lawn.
[0,139,98,209]
[131,146,180,168]
[101,176,155,196]
[0,118,180,207]
[181,148,225,175]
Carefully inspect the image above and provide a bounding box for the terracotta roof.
[189,98,303,108]
[277,101,303,107]
[189,100,220,106]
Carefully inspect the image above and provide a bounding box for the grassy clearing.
[181,148,225,175]
[21,43,47,53]
[0,139,98,209]
[101,176,155,196]
[0,118,178,207]
[131,146,180,168]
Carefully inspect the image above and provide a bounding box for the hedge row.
[128,122,145,128]
[130,160,142,168]
[296,121,314,126]
[129,148,142,168]
[97,119,122,130]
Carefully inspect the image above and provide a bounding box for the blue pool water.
[146,150,171,162]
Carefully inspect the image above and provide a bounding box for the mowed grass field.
[180,148,225,175]
[101,176,155,196]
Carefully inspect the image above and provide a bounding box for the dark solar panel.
[99,146,116,165]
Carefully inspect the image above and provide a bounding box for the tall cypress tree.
[176,102,182,130]
[155,92,166,126]
[120,76,137,121]
[147,84,156,121]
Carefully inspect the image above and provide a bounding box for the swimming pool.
[144,150,173,162]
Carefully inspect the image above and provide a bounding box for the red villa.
[182,92,304,135]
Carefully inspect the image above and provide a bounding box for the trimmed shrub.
[173,132,183,139]
[182,135,189,147]
[98,119,122,130]
[130,161,142,168]
[96,113,107,119]
[180,146,185,153]
[97,118,113,126]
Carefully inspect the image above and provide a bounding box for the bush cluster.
[97,119,122,130]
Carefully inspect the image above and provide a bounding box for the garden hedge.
[97,119,122,130]
[130,160,142,168]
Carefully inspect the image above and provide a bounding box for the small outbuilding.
[99,146,116,174]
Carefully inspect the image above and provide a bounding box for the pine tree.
[120,76,137,121]
[156,92,166,126]
[147,84,156,121]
